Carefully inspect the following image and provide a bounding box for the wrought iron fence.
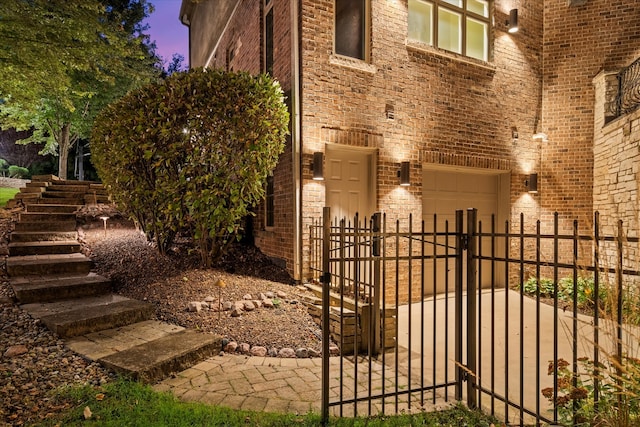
[607,56,640,120]
[313,207,640,426]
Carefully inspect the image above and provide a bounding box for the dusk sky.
[144,0,189,68]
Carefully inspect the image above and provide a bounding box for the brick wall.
[541,0,640,231]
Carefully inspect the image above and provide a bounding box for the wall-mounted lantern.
[312,152,324,181]
[398,161,410,186]
[525,173,538,193]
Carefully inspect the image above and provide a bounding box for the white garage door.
[422,167,509,294]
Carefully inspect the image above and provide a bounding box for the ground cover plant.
[41,379,500,427]
[0,187,19,207]
[91,68,288,267]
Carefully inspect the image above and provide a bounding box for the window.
[408,0,490,61]
[335,0,367,60]
[265,175,274,228]
[263,0,273,74]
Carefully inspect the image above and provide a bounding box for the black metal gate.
[313,207,640,426]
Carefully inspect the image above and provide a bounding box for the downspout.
[291,0,302,282]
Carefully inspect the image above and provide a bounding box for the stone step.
[42,191,85,200]
[14,192,40,200]
[14,220,76,232]
[10,273,111,304]
[8,240,81,256]
[98,330,221,383]
[48,184,91,193]
[66,320,185,361]
[26,204,80,214]
[33,197,85,206]
[10,231,78,243]
[21,294,155,338]
[25,181,50,188]
[31,174,60,182]
[19,186,45,194]
[7,253,92,276]
[19,212,76,223]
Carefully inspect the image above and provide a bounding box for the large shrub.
[91,68,289,265]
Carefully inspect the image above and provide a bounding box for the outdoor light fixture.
[398,161,410,186]
[100,216,109,237]
[525,173,538,193]
[507,9,519,33]
[312,152,324,181]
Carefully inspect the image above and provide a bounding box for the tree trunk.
[58,123,70,179]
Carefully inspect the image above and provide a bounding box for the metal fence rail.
[314,208,640,426]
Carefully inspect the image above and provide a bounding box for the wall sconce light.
[506,9,519,33]
[525,173,538,193]
[312,152,324,181]
[398,161,410,186]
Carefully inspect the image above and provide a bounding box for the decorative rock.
[278,348,296,358]
[259,293,267,300]
[4,345,28,358]
[223,301,233,310]
[238,343,251,354]
[250,346,268,357]
[276,291,287,298]
[329,345,340,356]
[204,296,216,303]
[263,299,274,308]
[268,347,278,357]
[308,348,321,358]
[230,307,242,317]
[243,294,253,300]
[187,301,202,313]
[265,291,275,298]
[295,348,309,358]
[252,300,263,308]
[243,301,256,311]
[224,341,238,353]
[201,302,209,309]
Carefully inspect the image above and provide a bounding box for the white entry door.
[422,167,509,294]
[325,145,376,223]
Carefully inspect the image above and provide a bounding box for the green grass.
[0,187,19,207]
[42,379,499,427]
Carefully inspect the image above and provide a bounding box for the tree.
[0,0,161,179]
[91,68,289,266]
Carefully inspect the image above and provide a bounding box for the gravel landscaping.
[1,205,322,426]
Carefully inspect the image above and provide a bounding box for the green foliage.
[44,379,498,427]
[0,187,20,207]
[520,276,604,309]
[0,0,161,178]
[91,68,289,265]
[544,356,640,427]
[7,165,29,179]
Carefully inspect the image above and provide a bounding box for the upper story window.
[335,0,368,60]
[263,0,274,74]
[408,0,490,62]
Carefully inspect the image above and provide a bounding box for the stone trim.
[320,127,383,149]
[421,150,511,171]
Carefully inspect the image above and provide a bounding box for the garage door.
[422,167,509,294]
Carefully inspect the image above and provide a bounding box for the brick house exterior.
[179,0,640,293]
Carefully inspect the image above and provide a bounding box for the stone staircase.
[7,175,221,382]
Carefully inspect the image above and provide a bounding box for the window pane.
[335,0,365,59]
[408,0,433,45]
[438,7,461,54]
[467,0,488,17]
[441,0,462,7]
[466,17,487,61]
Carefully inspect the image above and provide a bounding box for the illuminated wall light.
[507,9,519,33]
[312,152,324,181]
[525,173,538,193]
[398,161,410,186]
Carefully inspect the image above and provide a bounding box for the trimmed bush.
[8,165,29,178]
[91,68,289,265]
